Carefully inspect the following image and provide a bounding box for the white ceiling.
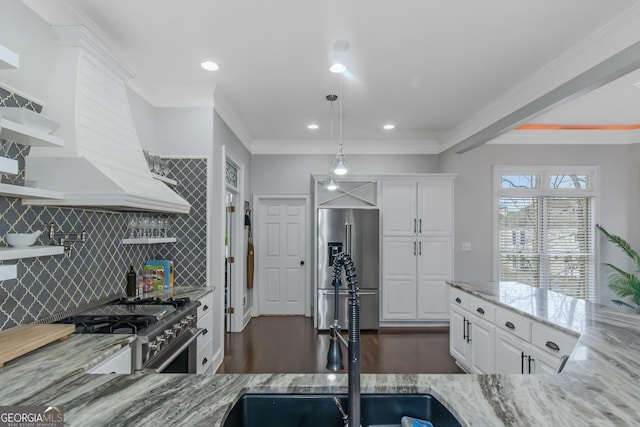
[21,0,640,154]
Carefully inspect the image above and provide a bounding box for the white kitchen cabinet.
[87,345,132,374]
[380,176,455,323]
[381,237,417,320]
[469,313,495,374]
[495,328,561,375]
[449,304,470,369]
[381,178,454,237]
[417,237,452,320]
[495,328,530,374]
[451,284,578,375]
[381,180,418,236]
[381,237,452,321]
[196,291,214,374]
[449,302,495,374]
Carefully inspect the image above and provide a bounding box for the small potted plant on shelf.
[596,224,640,313]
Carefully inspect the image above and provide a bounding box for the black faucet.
[326,252,360,427]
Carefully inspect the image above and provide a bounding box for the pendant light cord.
[339,76,343,154]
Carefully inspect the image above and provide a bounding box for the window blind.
[499,196,595,300]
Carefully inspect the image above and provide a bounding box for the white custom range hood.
[25,26,190,214]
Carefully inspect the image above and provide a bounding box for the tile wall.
[0,87,208,329]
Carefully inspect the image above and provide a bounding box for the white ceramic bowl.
[5,232,41,248]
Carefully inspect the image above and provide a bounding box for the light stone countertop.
[1,282,639,426]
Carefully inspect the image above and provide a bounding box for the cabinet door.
[381,181,417,236]
[494,328,527,374]
[416,238,452,321]
[381,237,417,319]
[528,346,561,375]
[418,180,453,236]
[469,315,495,374]
[417,281,449,320]
[449,304,469,367]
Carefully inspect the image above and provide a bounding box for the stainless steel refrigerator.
[317,208,379,330]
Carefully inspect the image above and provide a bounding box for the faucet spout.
[326,252,361,427]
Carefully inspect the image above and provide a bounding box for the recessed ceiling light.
[383,124,395,130]
[634,81,640,89]
[307,124,319,130]
[201,61,219,71]
[329,63,347,74]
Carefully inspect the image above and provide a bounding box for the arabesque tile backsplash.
[0,87,207,329]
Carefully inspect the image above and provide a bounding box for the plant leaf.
[596,224,640,268]
[611,299,638,310]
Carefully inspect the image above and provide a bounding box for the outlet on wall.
[462,242,472,252]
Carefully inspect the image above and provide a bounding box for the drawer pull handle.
[545,341,560,351]
[203,328,208,336]
[476,307,485,315]
[455,297,462,304]
[505,321,515,330]
[202,357,208,366]
[203,305,209,311]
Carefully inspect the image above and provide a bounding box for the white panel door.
[418,181,453,236]
[258,199,306,315]
[381,237,417,319]
[381,181,417,236]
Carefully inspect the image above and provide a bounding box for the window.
[495,167,597,301]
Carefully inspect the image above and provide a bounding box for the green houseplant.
[596,224,640,313]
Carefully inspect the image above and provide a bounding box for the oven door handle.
[152,328,205,373]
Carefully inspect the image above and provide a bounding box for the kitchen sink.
[222,393,462,427]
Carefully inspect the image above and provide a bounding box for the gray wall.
[251,154,440,194]
[0,0,56,103]
[213,110,253,321]
[439,143,635,306]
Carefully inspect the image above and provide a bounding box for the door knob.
[300,261,305,266]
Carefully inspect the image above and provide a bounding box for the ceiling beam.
[446,40,640,154]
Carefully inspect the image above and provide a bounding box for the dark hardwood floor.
[217,316,463,374]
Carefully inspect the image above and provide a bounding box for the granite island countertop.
[1,282,639,426]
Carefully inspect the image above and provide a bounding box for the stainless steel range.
[54,296,203,373]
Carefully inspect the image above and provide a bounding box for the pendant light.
[331,76,349,176]
[324,94,340,191]
[325,174,339,191]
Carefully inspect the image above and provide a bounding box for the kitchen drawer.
[197,292,214,319]
[468,295,495,323]
[197,310,214,354]
[196,337,213,374]
[495,307,531,342]
[449,287,469,310]
[531,322,578,358]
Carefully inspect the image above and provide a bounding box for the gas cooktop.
[54,296,195,335]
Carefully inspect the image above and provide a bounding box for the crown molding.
[251,138,439,155]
